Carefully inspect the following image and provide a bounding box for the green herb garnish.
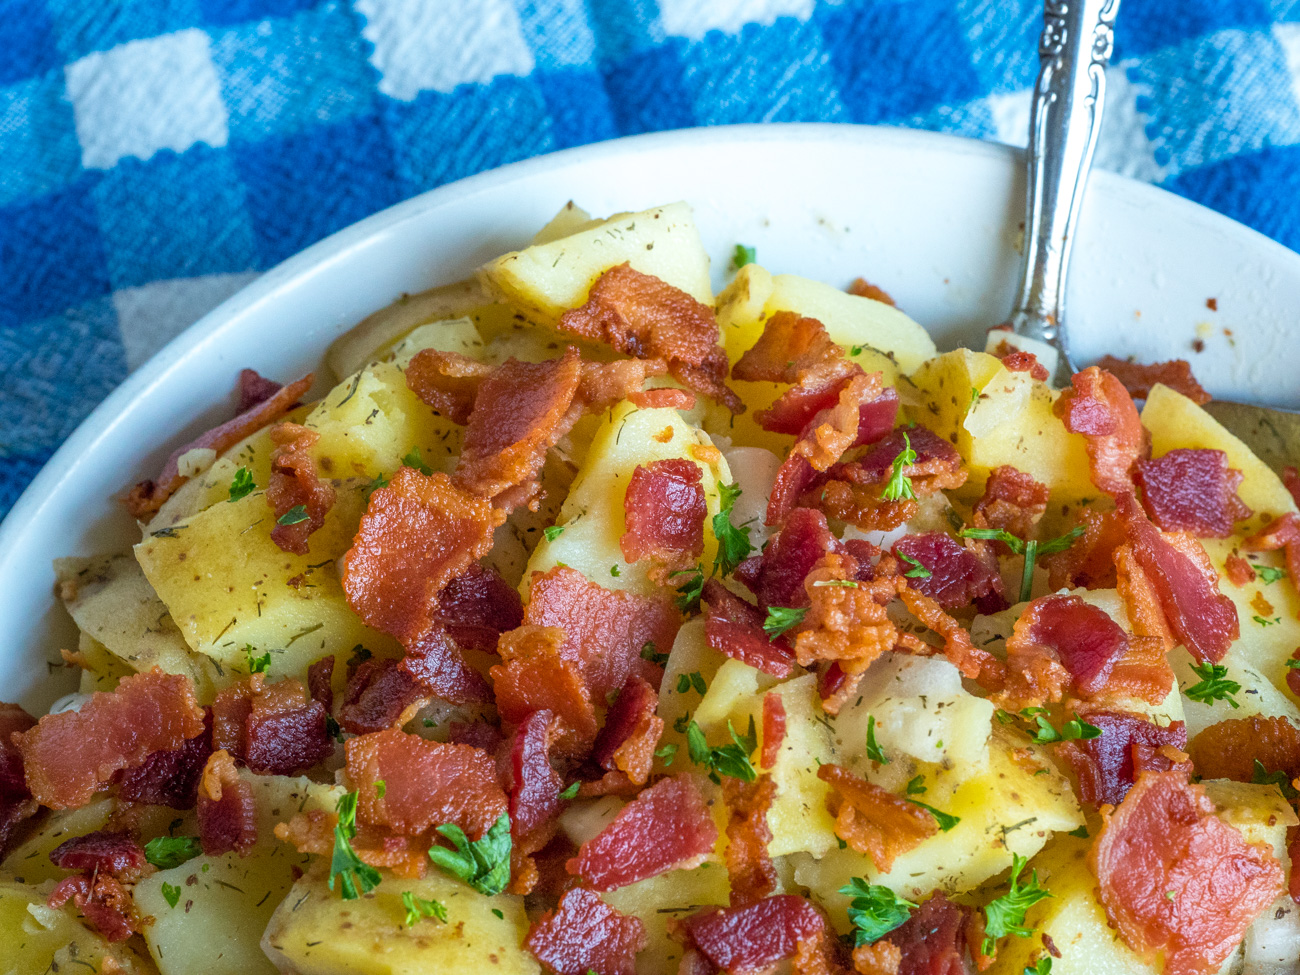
[732,244,756,269]
[686,717,757,784]
[1184,661,1241,709]
[1026,712,1102,744]
[559,782,580,800]
[640,642,669,666]
[244,645,271,675]
[839,877,916,946]
[403,890,447,926]
[866,715,889,765]
[880,432,917,502]
[330,791,382,900]
[402,447,432,475]
[672,566,705,613]
[982,853,1052,955]
[905,775,927,796]
[909,800,960,831]
[1257,565,1288,584]
[228,466,256,502]
[144,836,203,870]
[898,551,931,579]
[277,505,309,526]
[544,525,564,542]
[1252,759,1299,799]
[161,882,181,908]
[763,605,806,639]
[427,812,511,896]
[712,482,754,578]
[959,525,1085,602]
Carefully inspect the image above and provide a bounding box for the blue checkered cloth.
[3,0,1299,520]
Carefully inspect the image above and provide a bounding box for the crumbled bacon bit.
[991,341,1049,382]
[895,580,1001,686]
[891,532,1003,611]
[1094,355,1211,405]
[737,508,843,611]
[1056,367,1146,497]
[401,627,493,704]
[49,830,146,879]
[47,872,139,942]
[347,728,506,839]
[1284,466,1300,509]
[889,893,974,975]
[974,465,1050,541]
[244,676,334,775]
[1224,553,1256,586]
[337,657,427,735]
[816,764,936,871]
[1059,711,1190,807]
[723,774,778,906]
[405,349,493,424]
[238,368,284,411]
[1091,771,1282,975]
[1186,716,1300,784]
[628,387,696,410]
[0,702,38,855]
[505,711,564,890]
[275,812,428,878]
[437,564,523,654]
[266,422,336,554]
[794,555,897,674]
[1004,595,1131,707]
[124,372,313,519]
[620,459,707,573]
[847,278,896,305]
[734,311,848,387]
[523,566,681,702]
[559,262,741,412]
[342,466,503,645]
[1043,507,1124,591]
[592,676,663,786]
[852,940,902,975]
[703,579,796,678]
[674,895,825,973]
[1244,514,1300,613]
[567,775,718,891]
[1136,449,1251,537]
[1119,495,1239,664]
[526,887,648,975]
[761,692,787,769]
[16,669,205,809]
[197,749,257,856]
[491,625,598,755]
[307,656,334,710]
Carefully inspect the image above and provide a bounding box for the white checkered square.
[658,0,813,39]
[112,273,258,370]
[355,0,534,101]
[65,28,229,170]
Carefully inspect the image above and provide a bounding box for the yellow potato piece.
[0,879,157,975]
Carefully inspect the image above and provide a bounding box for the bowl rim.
[4,121,1297,553]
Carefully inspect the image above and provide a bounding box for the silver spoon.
[1006,0,1300,476]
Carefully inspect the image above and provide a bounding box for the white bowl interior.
[5,124,1299,711]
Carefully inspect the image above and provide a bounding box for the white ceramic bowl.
[5,123,1300,711]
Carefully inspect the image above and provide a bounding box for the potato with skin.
[0,878,158,975]
[261,863,538,975]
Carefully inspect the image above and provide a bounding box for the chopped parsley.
[1184,661,1241,709]
[812,579,859,588]
[1288,658,1300,670]
[228,466,256,502]
[1069,825,1090,839]
[655,743,679,766]
[330,791,382,900]
[428,812,512,896]
[909,800,960,831]
[403,890,448,926]
[277,505,309,526]
[897,551,932,579]
[402,447,433,475]
[1257,565,1288,585]
[365,472,389,496]
[732,244,756,269]
[969,387,980,412]
[763,605,806,639]
[677,671,708,695]
[672,566,705,613]
[865,715,889,765]
[375,780,386,800]
[686,717,757,784]
[559,782,580,800]
[160,882,181,909]
[610,565,620,577]
[982,853,1052,955]
[1253,615,1281,627]
[544,525,565,542]
[640,642,669,666]
[959,525,1086,602]
[839,877,916,945]
[1025,957,1052,975]
[326,714,344,742]
[879,432,918,502]
[244,645,271,675]
[905,775,927,796]
[1026,712,1102,744]
[712,482,754,578]
[144,835,203,870]
[1252,760,1299,800]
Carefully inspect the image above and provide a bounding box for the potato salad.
[3,201,1300,975]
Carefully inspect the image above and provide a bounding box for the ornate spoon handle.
[1008,0,1120,384]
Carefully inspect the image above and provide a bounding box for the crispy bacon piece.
[506,710,565,850]
[991,340,1050,382]
[1059,710,1190,807]
[1244,514,1300,611]
[628,387,695,410]
[526,887,648,975]
[1136,449,1251,537]
[1094,355,1211,405]
[1044,507,1125,591]
[307,656,334,710]
[761,692,787,769]
[794,555,897,672]
[492,626,598,754]
[817,764,936,871]
[438,564,524,654]
[343,466,503,645]
[734,311,848,387]
[674,896,825,974]
[245,677,333,775]
[16,670,205,809]
[559,263,741,412]
[1119,497,1239,663]
[739,508,843,611]
[847,278,896,305]
[337,657,425,735]
[1091,771,1282,975]
[888,893,973,975]
[621,459,706,572]
[1225,553,1256,586]
[0,702,37,855]
[523,566,681,702]
[1186,715,1300,784]
[239,367,284,410]
[266,422,336,554]
[1289,650,1300,698]
[703,579,796,678]
[405,348,493,424]
[47,872,138,942]
[124,372,313,519]
[1286,466,1300,509]
[1006,595,1130,704]
[723,774,778,906]
[851,940,902,975]
[347,728,506,839]
[974,465,1050,540]
[49,830,146,878]
[402,627,493,704]
[197,749,256,856]
[592,676,663,786]
[567,775,718,891]
[1056,367,1145,497]
[891,533,1002,611]
[895,581,1000,686]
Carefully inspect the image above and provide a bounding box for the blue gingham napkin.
[3,0,1298,520]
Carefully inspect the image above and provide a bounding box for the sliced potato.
[602,863,731,975]
[530,200,597,245]
[74,632,133,694]
[261,863,538,975]
[656,620,729,762]
[480,203,713,326]
[1,797,117,886]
